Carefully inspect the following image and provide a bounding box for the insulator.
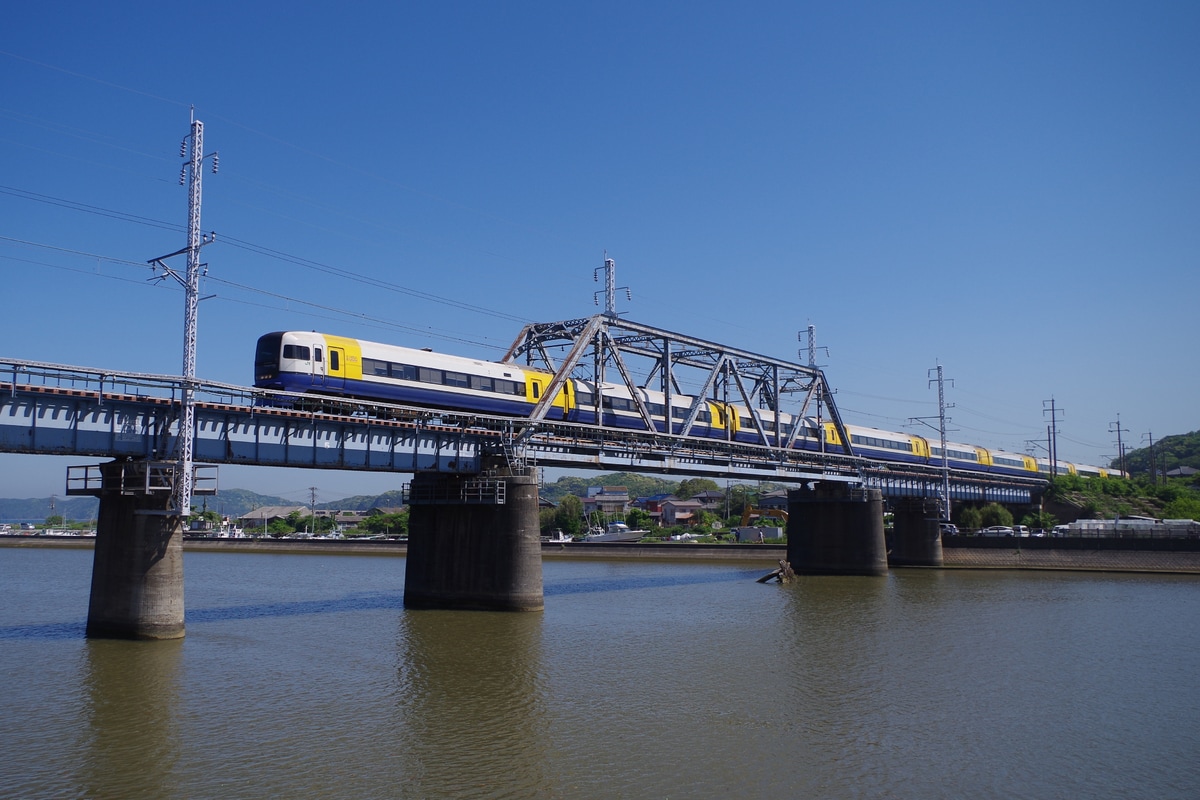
[180,140,187,157]
[179,166,187,185]
[211,153,219,173]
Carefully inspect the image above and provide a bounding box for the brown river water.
[1,546,1198,799]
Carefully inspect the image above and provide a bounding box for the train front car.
[254,331,358,395]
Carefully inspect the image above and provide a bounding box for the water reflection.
[394,610,551,799]
[76,638,184,800]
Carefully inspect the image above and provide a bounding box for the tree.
[1022,511,1058,530]
[44,514,64,528]
[979,503,1013,528]
[362,512,408,537]
[676,478,719,500]
[554,495,584,537]
[725,484,757,519]
[626,507,652,530]
[958,506,983,531]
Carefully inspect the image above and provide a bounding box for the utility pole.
[799,324,830,453]
[593,253,630,317]
[309,486,319,534]
[150,109,218,517]
[1109,414,1129,477]
[1143,432,1157,484]
[1043,398,1063,477]
[909,363,953,519]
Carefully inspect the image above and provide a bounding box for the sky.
[1,1,1197,504]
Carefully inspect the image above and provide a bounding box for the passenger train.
[254,331,1121,480]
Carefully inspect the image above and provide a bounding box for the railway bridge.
[1,316,1045,637]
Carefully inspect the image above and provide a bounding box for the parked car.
[940,523,959,536]
[981,526,1015,537]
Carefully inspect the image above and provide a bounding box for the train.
[254,330,1121,480]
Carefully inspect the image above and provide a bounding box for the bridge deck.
[0,359,1044,501]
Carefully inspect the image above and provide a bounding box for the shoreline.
[3,534,1200,573]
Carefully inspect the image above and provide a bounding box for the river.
[1,547,1198,799]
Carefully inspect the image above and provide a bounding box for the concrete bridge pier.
[403,467,543,612]
[889,497,944,567]
[86,461,185,640]
[786,482,888,576]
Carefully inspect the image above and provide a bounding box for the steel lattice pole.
[176,115,204,517]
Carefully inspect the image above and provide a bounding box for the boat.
[582,522,648,543]
[542,528,573,543]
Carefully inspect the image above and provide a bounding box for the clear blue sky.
[2,1,1197,503]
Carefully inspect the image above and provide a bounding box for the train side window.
[418,367,442,384]
[531,383,540,399]
[444,371,469,388]
[470,375,494,392]
[283,344,311,361]
[330,351,340,370]
[314,347,323,363]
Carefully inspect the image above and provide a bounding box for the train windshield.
[255,333,283,367]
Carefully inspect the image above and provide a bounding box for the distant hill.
[1115,429,1200,477]
[0,487,410,524]
[0,495,102,525]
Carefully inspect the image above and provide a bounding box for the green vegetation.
[1044,471,1200,523]
[1116,429,1200,478]
[978,503,1014,528]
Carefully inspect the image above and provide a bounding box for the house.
[582,487,630,516]
[692,490,725,511]
[238,505,307,532]
[758,490,789,511]
[632,493,673,526]
[660,498,704,526]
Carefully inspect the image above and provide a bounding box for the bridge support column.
[889,497,944,567]
[404,468,543,612]
[86,461,185,640]
[786,482,887,576]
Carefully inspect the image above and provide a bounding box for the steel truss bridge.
[0,317,1044,505]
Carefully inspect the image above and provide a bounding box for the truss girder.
[501,315,855,456]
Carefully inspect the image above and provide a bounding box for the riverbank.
[4,534,1200,573]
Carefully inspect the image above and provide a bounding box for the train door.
[322,346,346,392]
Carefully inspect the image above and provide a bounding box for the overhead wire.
[0,184,530,327]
